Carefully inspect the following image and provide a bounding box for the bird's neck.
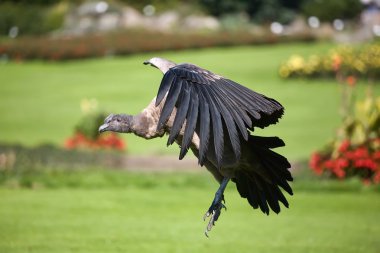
[118,98,165,139]
[129,111,164,139]
[156,62,176,74]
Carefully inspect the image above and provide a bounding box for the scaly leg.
[203,177,230,237]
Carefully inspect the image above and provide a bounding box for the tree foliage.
[301,0,363,21]
[199,0,305,24]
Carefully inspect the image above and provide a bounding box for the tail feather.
[235,135,292,215]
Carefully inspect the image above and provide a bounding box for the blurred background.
[0,0,380,252]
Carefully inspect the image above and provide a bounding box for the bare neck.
[129,99,165,139]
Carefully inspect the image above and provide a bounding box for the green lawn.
[1,42,379,160]
[0,179,379,253]
[1,43,380,253]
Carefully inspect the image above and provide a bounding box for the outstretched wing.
[155,63,284,168]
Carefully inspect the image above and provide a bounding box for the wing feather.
[156,78,183,131]
[211,84,250,140]
[208,85,241,161]
[167,86,191,145]
[179,87,199,159]
[156,71,176,106]
[194,85,211,166]
[201,85,224,167]
[154,63,284,167]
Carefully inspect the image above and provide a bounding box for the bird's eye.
[116,118,121,122]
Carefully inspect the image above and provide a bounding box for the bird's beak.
[143,60,150,65]
[98,123,109,133]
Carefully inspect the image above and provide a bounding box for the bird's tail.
[234,135,293,214]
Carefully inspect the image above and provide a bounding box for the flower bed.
[65,132,125,151]
[64,100,126,152]
[0,30,314,61]
[310,139,380,184]
[279,43,380,81]
[310,94,380,184]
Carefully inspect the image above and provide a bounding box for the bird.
[99,57,293,236]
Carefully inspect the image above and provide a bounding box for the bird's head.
[143,57,176,74]
[99,114,133,133]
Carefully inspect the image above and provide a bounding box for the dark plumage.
[99,57,293,236]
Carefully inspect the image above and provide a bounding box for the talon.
[209,215,215,228]
[203,212,210,221]
[202,177,230,237]
[203,202,226,237]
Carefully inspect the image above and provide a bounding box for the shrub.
[310,92,380,184]
[301,0,363,22]
[64,99,126,151]
[200,0,300,24]
[0,3,47,36]
[0,2,66,36]
[279,43,380,81]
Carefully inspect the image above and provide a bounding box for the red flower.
[354,159,377,171]
[351,146,369,159]
[64,132,125,151]
[335,158,349,169]
[310,152,323,174]
[373,151,380,161]
[324,159,335,169]
[338,140,350,153]
[333,167,346,179]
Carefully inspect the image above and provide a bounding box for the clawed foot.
[203,197,227,237]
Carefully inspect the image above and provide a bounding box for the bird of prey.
[99,57,293,236]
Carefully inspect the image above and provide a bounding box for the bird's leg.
[203,177,230,237]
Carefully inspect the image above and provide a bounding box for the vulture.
[99,57,293,236]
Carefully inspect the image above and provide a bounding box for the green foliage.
[249,0,297,24]
[199,0,247,17]
[75,111,107,140]
[200,0,301,24]
[43,2,68,31]
[0,0,61,5]
[279,43,380,80]
[343,94,380,145]
[118,0,182,11]
[0,3,46,36]
[301,0,363,21]
[0,143,126,175]
[0,2,66,36]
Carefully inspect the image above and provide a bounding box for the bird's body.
[99,57,293,236]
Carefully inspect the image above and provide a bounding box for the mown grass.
[0,171,379,253]
[1,42,379,160]
[1,43,380,253]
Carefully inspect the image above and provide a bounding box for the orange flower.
[346,75,357,87]
[64,138,76,149]
[332,55,342,71]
